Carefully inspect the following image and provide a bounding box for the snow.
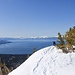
[73,45,75,48]
[8,46,75,75]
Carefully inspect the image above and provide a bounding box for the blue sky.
[0,0,75,38]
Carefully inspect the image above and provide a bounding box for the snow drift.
[8,46,75,75]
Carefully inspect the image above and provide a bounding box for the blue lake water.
[0,38,58,54]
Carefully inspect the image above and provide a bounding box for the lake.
[0,38,58,54]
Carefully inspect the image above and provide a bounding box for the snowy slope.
[8,46,75,75]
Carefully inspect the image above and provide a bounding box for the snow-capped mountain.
[20,36,56,39]
[8,46,75,75]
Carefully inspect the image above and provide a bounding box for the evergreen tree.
[33,47,36,53]
[57,26,75,52]
[58,32,65,45]
[65,26,75,45]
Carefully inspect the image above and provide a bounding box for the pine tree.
[57,26,75,52]
[65,26,75,45]
[58,32,65,45]
[33,48,36,53]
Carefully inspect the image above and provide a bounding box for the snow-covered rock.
[8,46,75,75]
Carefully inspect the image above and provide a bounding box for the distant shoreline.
[0,40,12,45]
